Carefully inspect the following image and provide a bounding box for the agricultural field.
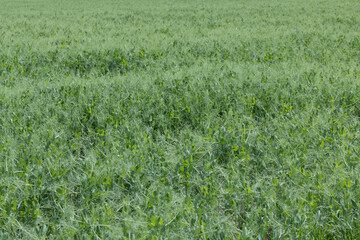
[0,0,360,238]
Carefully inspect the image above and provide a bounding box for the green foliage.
[1,0,360,238]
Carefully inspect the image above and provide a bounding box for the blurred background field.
[0,0,360,238]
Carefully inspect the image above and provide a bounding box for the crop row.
[1,35,360,87]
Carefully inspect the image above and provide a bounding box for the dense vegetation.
[1,0,360,238]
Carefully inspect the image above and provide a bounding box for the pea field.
[1,0,360,239]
